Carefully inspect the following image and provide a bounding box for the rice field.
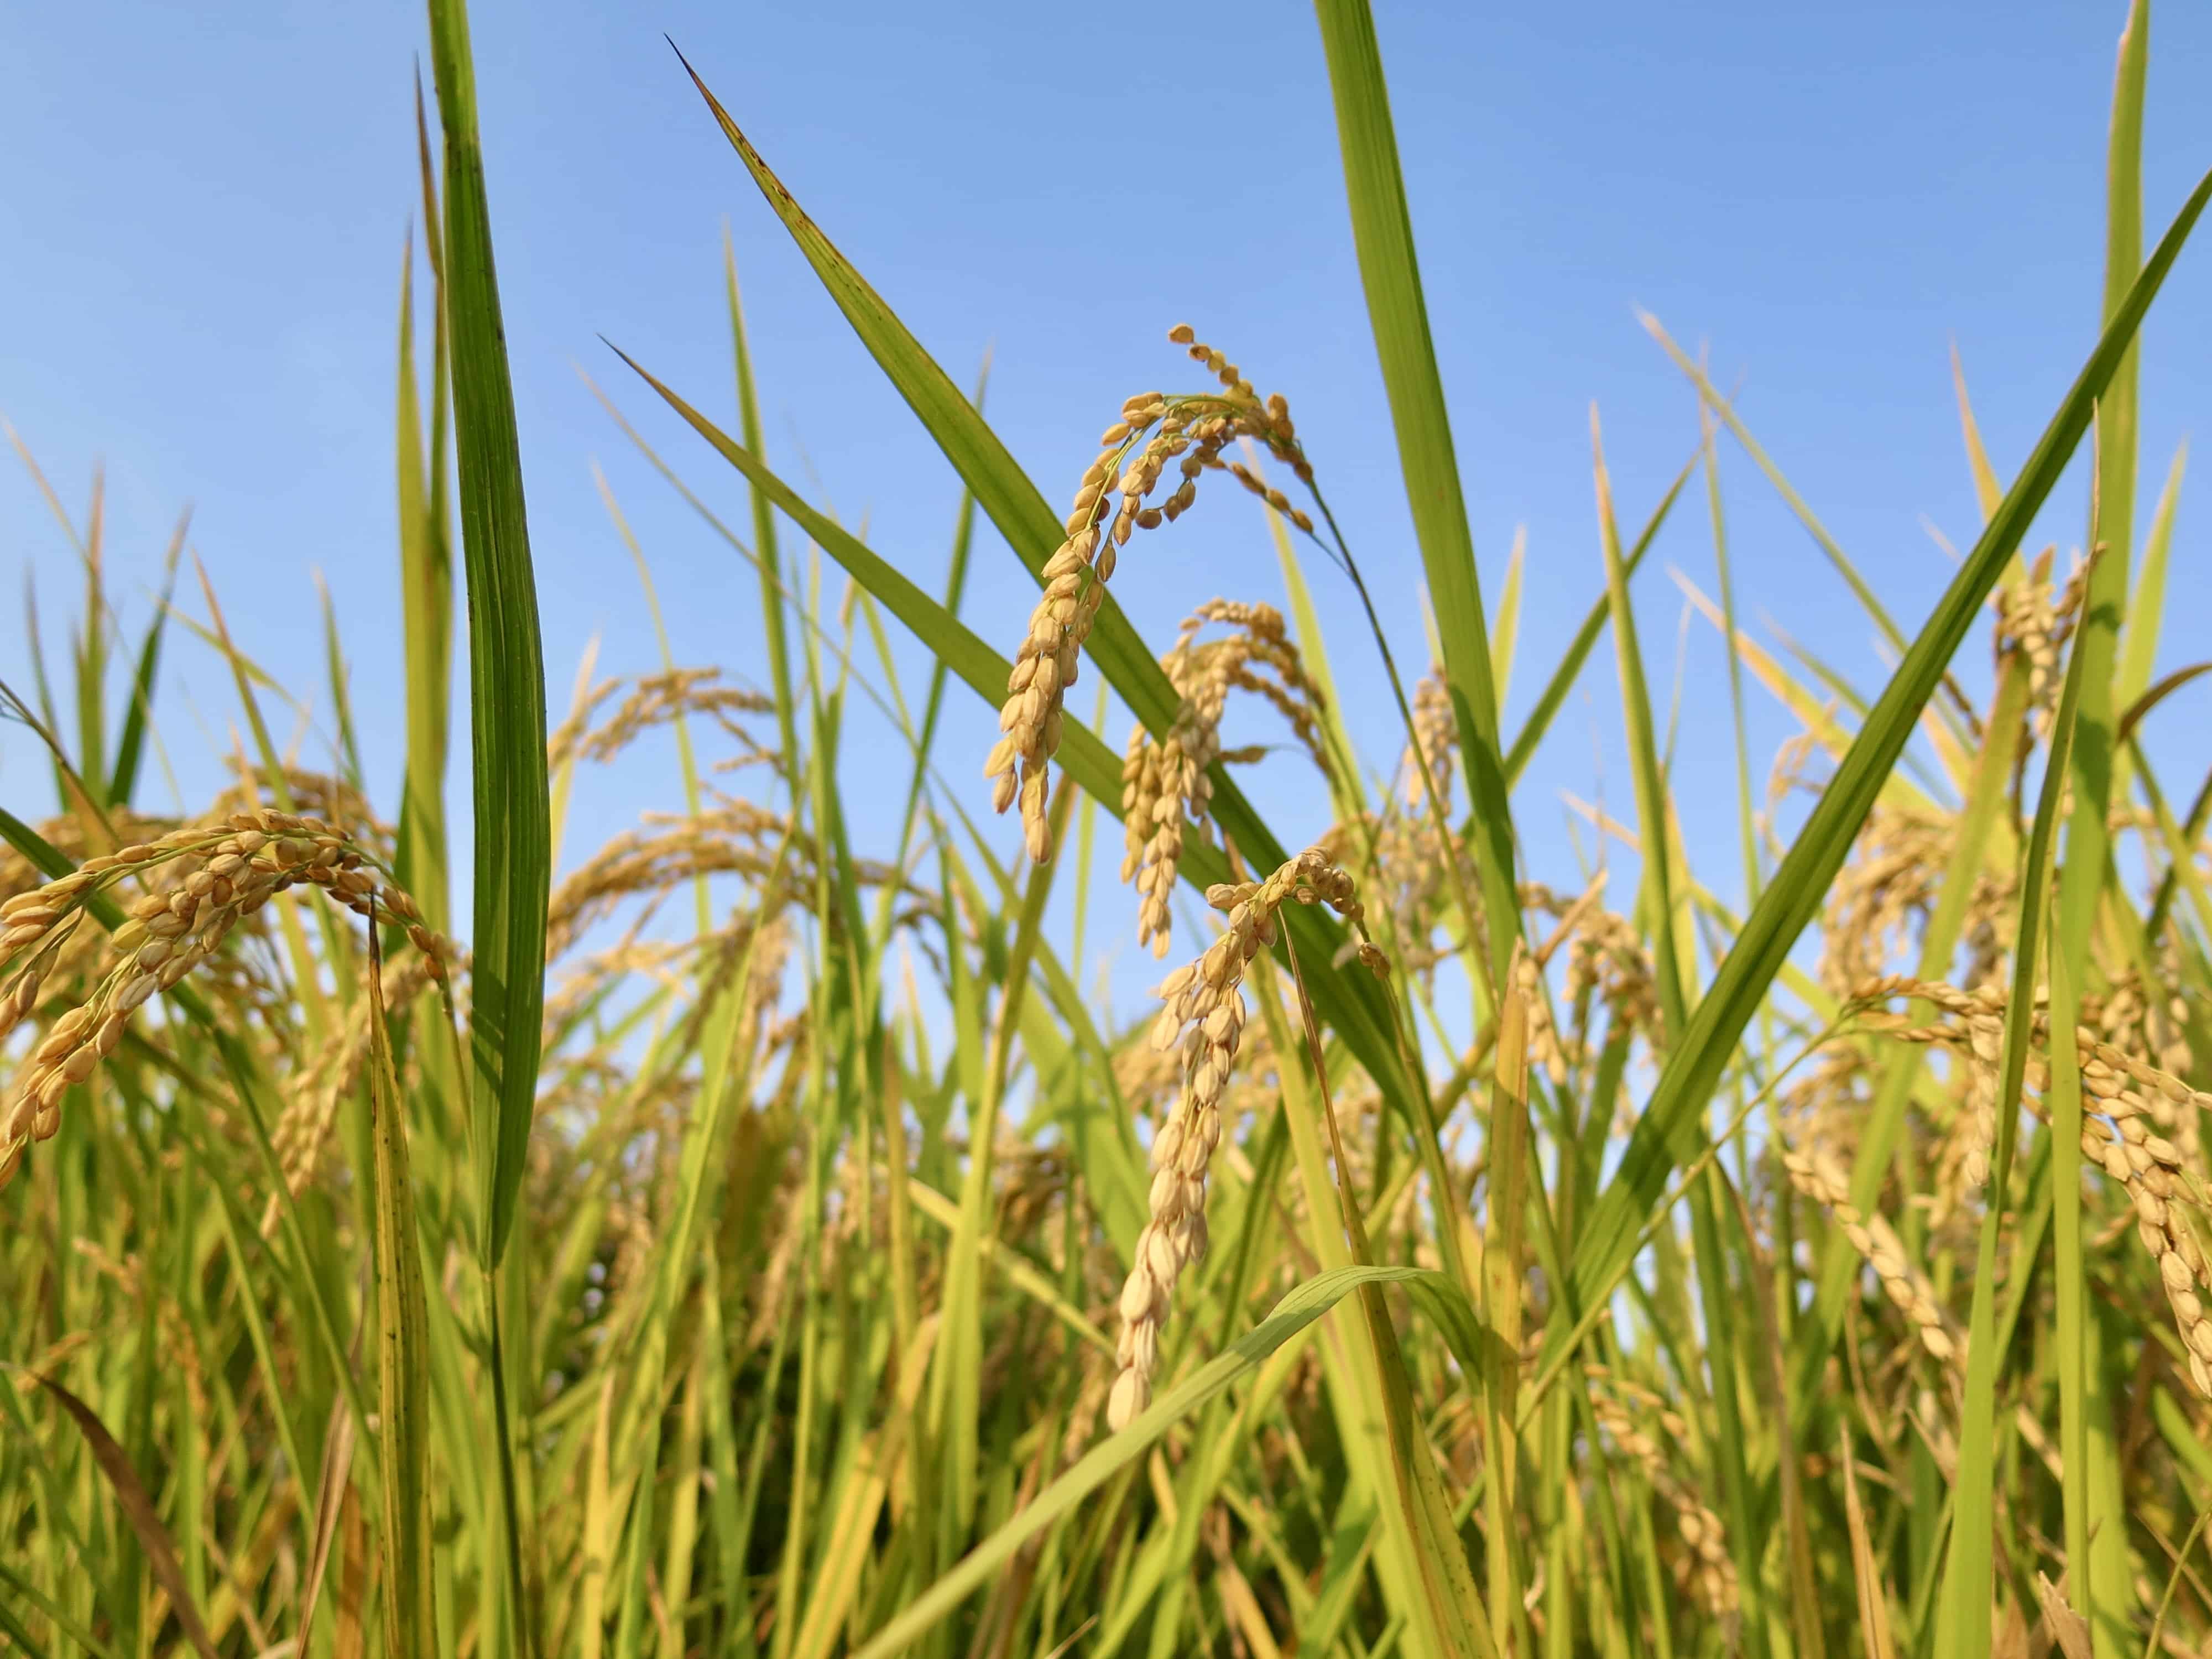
[6,2,2212,1656]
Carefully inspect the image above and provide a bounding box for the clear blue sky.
[4,2,2208,1013]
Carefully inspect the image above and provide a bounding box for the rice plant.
[5,1,2211,1655]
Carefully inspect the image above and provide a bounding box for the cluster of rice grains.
[988,326,1318,863]
[977,306,2212,1659]
[1119,599,1328,957]
[1780,1139,1960,1364]
[1850,974,2212,1396]
[1370,669,1467,973]
[979,328,1401,1435]
[262,951,445,1235]
[0,810,450,1190]
[550,665,777,776]
[1585,1366,1740,1620]
[992,330,1703,1446]
[1516,880,1660,1087]
[1995,546,2088,738]
[1107,848,1386,1428]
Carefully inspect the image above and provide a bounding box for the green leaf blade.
[425,0,552,1271]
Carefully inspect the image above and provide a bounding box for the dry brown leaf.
[1837,1427,1896,1659]
[295,1395,358,1645]
[2035,1572,2094,1659]
[26,1366,222,1659]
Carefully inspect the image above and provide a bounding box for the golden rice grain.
[1107,847,1379,1430]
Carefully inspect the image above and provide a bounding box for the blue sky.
[3,1,2208,1021]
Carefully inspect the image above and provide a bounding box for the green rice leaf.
[2116,442,2185,719]
[2048,10,2152,1642]
[424,0,552,1270]
[395,225,455,936]
[1941,539,2094,1656]
[366,941,439,1656]
[1643,317,1907,656]
[723,232,802,789]
[674,53,1181,740]
[1502,451,1694,787]
[1312,0,1519,982]
[107,516,184,807]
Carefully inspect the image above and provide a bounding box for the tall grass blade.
[1943,546,2094,1656]
[366,941,439,1657]
[2053,11,2151,1643]
[723,229,802,786]
[1311,0,1519,983]
[2047,950,2094,1645]
[1502,451,1694,786]
[107,515,184,806]
[1699,397,1761,902]
[1480,972,1530,1650]
[423,0,551,1270]
[1595,406,1765,1651]
[71,470,108,812]
[2115,441,2185,721]
[1642,318,1907,656]
[395,227,455,935]
[420,9,547,1651]
[671,54,1182,741]
[1490,525,1525,708]
[1950,341,2007,525]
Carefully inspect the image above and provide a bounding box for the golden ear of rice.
[1120,599,1327,957]
[1108,847,1372,1431]
[989,329,1313,864]
[1,810,453,1192]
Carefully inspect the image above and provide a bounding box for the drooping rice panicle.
[1781,1139,1961,1364]
[1,810,453,1190]
[1585,1365,1740,1619]
[1108,847,1383,1428]
[1119,600,1328,957]
[988,327,1313,864]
